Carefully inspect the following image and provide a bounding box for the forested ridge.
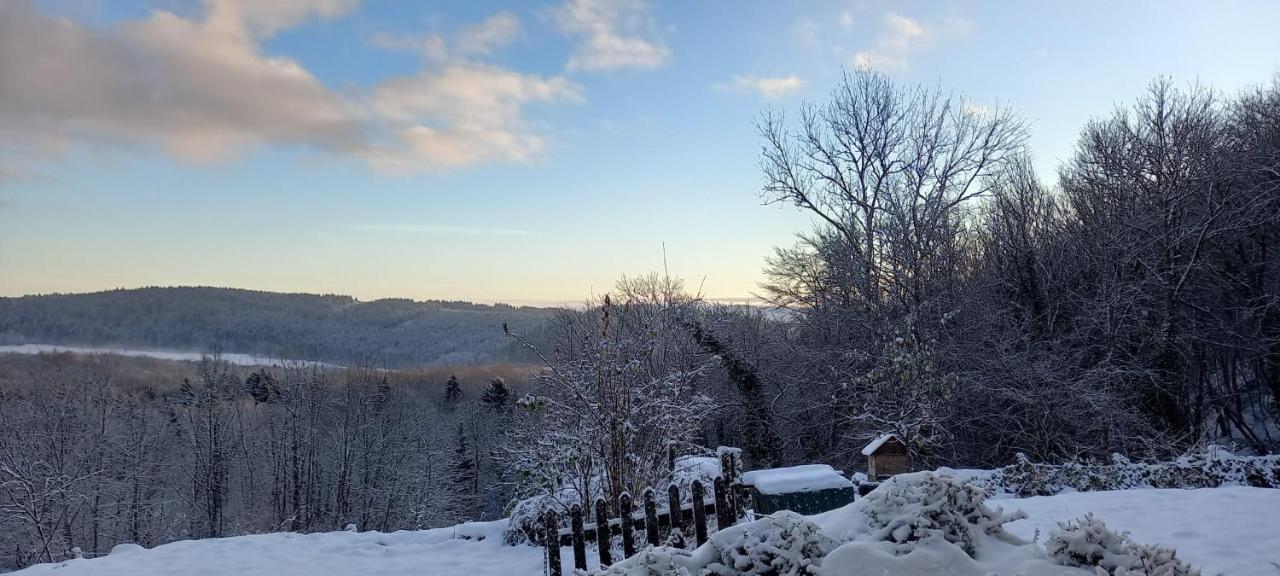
[0,286,556,366]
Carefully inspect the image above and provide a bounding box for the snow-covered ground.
[0,344,338,368]
[13,486,1278,576]
[1001,487,1280,575]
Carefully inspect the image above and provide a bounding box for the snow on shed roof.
[861,433,903,456]
[741,464,853,495]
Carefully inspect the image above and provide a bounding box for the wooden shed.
[862,434,908,480]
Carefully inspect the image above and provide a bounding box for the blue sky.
[1,0,1278,304]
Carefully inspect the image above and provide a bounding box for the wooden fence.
[542,450,746,575]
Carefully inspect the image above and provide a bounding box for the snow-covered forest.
[2,69,1280,573]
[0,287,555,367]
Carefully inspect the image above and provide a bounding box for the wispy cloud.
[551,0,669,72]
[371,11,520,61]
[348,224,540,237]
[719,75,806,100]
[839,11,855,31]
[851,12,973,72]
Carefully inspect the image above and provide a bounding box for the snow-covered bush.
[1047,514,1200,576]
[1000,449,1280,497]
[701,511,839,576]
[504,494,557,545]
[860,471,1025,557]
[590,546,693,576]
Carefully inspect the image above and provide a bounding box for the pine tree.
[446,424,480,523]
[480,378,511,412]
[442,374,462,412]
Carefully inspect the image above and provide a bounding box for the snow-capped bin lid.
[740,464,853,496]
[861,433,904,456]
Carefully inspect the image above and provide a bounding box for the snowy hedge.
[997,448,1280,497]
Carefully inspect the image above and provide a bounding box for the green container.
[741,464,857,516]
[749,486,856,516]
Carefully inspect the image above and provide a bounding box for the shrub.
[589,547,692,576]
[860,471,1025,557]
[701,511,838,576]
[1047,514,1200,576]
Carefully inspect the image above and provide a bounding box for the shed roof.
[741,464,853,495]
[861,433,904,456]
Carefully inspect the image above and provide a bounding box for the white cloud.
[0,0,361,163]
[851,12,975,72]
[839,11,855,31]
[0,1,581,174]
[374,11,521,61]
[204,0,360,39]
[455,12,521,56]
[721,75,806,100]
[365,64,582,172]
[852,13,930,71]
[551,0,669,72]
[792,18,820,48]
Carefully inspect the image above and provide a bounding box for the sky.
[1,0,1278,305]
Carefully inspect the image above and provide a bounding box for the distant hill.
[0,287,558,367]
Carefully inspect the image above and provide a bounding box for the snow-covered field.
[1001,487,1280,575]
[13,486,1278,576]
[0,344,338,368]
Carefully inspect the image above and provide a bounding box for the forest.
[1,69,1278,571]
[0,287,555,367]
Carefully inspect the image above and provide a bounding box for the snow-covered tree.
[503,274,719,514]
[442,374,463,412]
[480,378,511,413]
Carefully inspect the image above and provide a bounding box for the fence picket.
[619,493,635,557]
[691,480,707,545]
[544,511,561,576]
[570,504,587,571]
[643,489,659,547]
[713,476,732,530]
[667,484,683,543]
[594,498,612,567]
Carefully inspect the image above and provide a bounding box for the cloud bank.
[0,1,584,173]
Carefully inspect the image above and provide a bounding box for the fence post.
[643,488,659,547]
[570,504,587,572]
[619,492,635,558]
[713,476,732,530]
[544,510,561,576]
[595,498,612,567]
[691,480,708,545]
[667,484,683,540]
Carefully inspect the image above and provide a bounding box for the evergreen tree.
[446,424,480,523]
[442,373,462,412]
[480,378,511,412]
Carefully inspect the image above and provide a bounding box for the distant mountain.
[0,287,558,367]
